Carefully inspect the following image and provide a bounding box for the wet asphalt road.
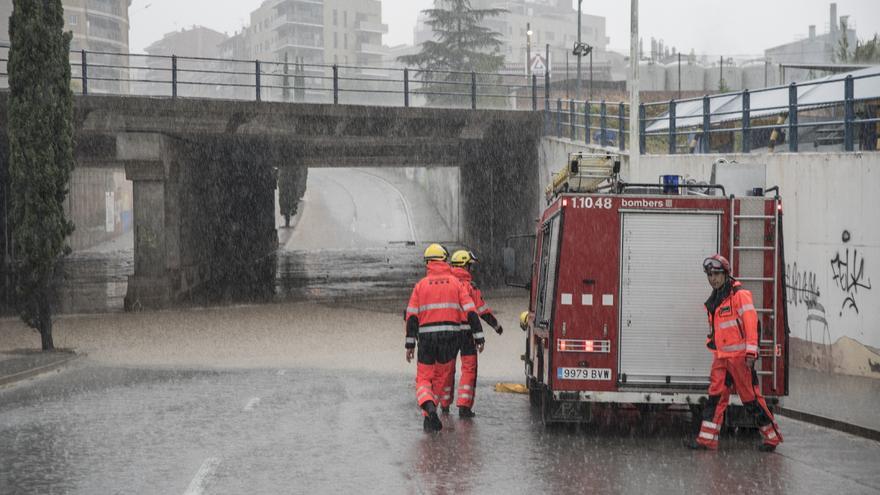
[2,362,879,495]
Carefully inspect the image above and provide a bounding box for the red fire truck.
[513,152,789,426]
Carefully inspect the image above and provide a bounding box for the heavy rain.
[2,0,880,494]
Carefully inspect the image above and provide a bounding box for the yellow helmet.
[519,311,531,331]
[450,250,477,267]
[424,243,448,262]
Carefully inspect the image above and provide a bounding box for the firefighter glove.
[706,334,717,350]
[495,325,503,335]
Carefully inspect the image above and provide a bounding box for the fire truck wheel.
[688,404,704,435]
[540,388,555,426]
[528,379,542,407]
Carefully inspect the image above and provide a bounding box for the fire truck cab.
[515,152,789,426]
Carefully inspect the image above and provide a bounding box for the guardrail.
[0,44,877,153]
[0,44,546,111]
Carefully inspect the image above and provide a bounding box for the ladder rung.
[733,246,774,251]
[738,277,773,282]
[755,371,774,376]
[735,214,774,220]
[755,309,774,314]
[759,340,775,345]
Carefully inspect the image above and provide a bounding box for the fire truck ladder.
[728,195,781,391]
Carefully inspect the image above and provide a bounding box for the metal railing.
[0,44,877,153]
[0,44,547,111]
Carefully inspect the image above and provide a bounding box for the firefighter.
[445,250,503,418]
[687,254,783,451]
[405,243,483,432]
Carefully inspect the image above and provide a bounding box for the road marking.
[183,457,220,495]
[277,369,287,376]
[244,397,261,411]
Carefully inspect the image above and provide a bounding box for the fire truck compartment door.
[619,211,719,385]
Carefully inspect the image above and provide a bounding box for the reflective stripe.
[441,394,451,400]
[459,393,472,399]
[737,304,755,315]
[406,306,418,314]
[419,324,460,333]
[418,302,463,312]
[702,421,719,430]
[721,343,747,352]
[443,387,452,392]
[698,431,717,440]
[417,392,433,402]
[764,431,777,440]
[746,344,759,353]
[473,332,484,340]
[462,302,476,311]
[477,305,489,313]
[460,324,470,330]
[405,337,416,344]
[718,320,739,329]
[460,385,473,391]
[417,386,430,394]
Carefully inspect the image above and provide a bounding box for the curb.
[779,407,880,442]
[0,352,79,387]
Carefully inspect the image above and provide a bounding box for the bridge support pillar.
[120,133,182,310]
[460,121,541,286]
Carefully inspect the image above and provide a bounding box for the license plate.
[557,367,612,380]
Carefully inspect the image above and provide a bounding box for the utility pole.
[576,0,583,100]
[629,0,640,167]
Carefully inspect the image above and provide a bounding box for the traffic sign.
[529,54,548,75]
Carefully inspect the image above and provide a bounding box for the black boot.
[441,406,450,414]
[458,406,476,418]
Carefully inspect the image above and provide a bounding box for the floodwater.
[45,168,456,315]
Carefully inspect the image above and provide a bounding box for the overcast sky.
[130,0,880,57]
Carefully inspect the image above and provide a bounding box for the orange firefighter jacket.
[705,280,759,359]
[405,261,477,348]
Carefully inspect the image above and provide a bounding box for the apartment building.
[0,0,132,92]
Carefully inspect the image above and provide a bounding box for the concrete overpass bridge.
[0,94,543,309]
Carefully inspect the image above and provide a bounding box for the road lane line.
[244,397,261,411]
[183,457,220,495]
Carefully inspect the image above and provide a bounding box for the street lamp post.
[573,40,592,101]
[576,0,582,100]
[526,23,533,77]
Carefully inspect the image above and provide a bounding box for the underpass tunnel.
[275,165,463,302]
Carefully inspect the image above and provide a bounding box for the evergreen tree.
[853,34,880,64]
[398,0,506,107]
[836,18,850,62]
[7,0,75,350]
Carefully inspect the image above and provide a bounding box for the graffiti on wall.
[830,230,873,316]
[785,262,829,345]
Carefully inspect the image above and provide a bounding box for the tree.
[853,34,880,64]
[836,18,850,62]
[7,0,75,350]
[398,0,506,107]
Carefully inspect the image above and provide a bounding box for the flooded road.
[2,362,878,494]
[49,168,455,314]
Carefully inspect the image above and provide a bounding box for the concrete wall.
[66,167,132,251]
[539,137,880,430]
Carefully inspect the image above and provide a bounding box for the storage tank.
[741,61,779,89]
[665,61,705,92]
[639,61,666,91]
[704,62,742,92]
